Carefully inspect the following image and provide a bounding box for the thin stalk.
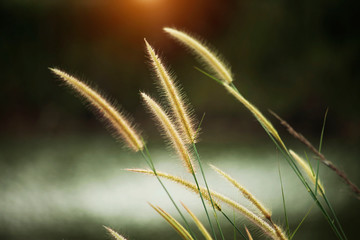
[278,161,290,235]
[319,108,329,153]
[304,152,315,176]
[192,112,224,239]
[229,82,345,240]
[188,161,220,240]
[220,211,248,240]
[139,147,197,240]
[314,160,320,196]
[265,129,345,240]
[289,204,314,240]
[194,67,223,85]
[233,211,236,240]
[196,67,346,239]
[192,143,224,240]
[320,189,348,240]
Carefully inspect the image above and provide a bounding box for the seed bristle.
[50,68,143,152]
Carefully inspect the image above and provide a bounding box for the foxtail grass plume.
[50,68,143,152]
[104,226,127,240]
[289,150,325,193]
[127,168,221,210]
[164,27,233,84]
[144,39,197,143]
[149,203,194,240]
[127,168,286,240]
[141,93,195,173]
[181,202,213,240]
[164,28,286,150]
[210,164,272,220]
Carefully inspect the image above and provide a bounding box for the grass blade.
[289,205,314,240]
[319,108,329,153]
[149,203,194,240]
[278,161,290,236]
[181,202,213,240]
[244,226,253,240]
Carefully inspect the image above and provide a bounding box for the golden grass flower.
[141,93,195,173]
[50,68,143,152]
[127,168,287,240]
[289,150,325,193]
[144,39,197,143]
[104,226,127,240]
[210,164,272,220]
[164,27,233,84]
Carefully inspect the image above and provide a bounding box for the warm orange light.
[79,0,235,48]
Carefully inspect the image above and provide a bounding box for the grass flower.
[127,168,287,240]
[144,39,197,143]
[289,150,325,193]
[127,168,220,210]
[210,164,272,220]
[104,226,127,240]
[141,93,195,173]
[50,68,143,152]
[164,27,233,84]
[164,28,286,150]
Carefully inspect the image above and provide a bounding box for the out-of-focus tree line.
[1,0,359,142]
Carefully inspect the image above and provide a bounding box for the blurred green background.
[0,0,359,239]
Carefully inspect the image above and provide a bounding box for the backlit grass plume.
[141,93,195,173]
[145,39,197,143]
[289,150,325,193]
[104,226,127,240]
[210,164,272,220]
[127,168,287,240]
[50,68,143,152]
[126,168,220,210]
[164,28,286,150]
[164,27,233,84]
[149,203,194,240]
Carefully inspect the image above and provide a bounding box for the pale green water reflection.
[0,135,359,239]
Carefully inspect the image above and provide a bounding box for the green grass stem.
[191,143,224,240]
[139,144,197,240]
[188,161,220,240]
[197,68,347,240]
[319,108,329,153]
[278,161,290,236]
[220,211,247,240]
[289,204,314,240]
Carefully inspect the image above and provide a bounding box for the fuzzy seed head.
[144,39,197,143]
[164,27,233,84]
[210,164,272,220]
[141,93,195,173]
[50,68,144,152]
[127,168,285,240]
[127,168,221,210]
[104,226,127,240]
[289,150,325,193]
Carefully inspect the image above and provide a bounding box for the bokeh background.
[1,0,359,239]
